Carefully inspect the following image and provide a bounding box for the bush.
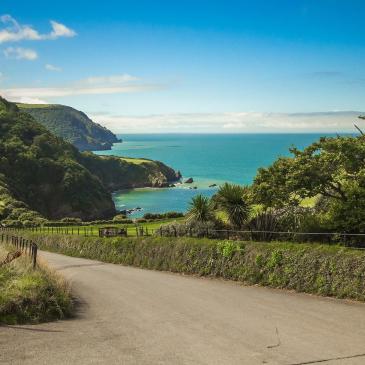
[25,233,365,301]
[61,217,82,224]
[113,214,127,222]
[143,212,184,220]
[156,220,224,239]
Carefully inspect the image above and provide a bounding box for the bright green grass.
[120,157,151,165]
[27,218,185,237]
[300,195,319,208]
[17,103,56,109]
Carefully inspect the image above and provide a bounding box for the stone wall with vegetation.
[29,233,365,301]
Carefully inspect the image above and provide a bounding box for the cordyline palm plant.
[187,194,214,223]
[213,183,250,229]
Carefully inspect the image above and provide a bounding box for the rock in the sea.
[185,177,194,184]
[209,184,217,188]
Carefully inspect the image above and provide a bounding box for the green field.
[120,157,152,165]
[16,103,56,109]
[26,218,184,237]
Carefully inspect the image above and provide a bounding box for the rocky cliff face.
[80,154,181,191]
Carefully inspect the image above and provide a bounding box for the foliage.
[213,183,250,228]
[0,98,116,221]
[157,220,221,238]
[0,247,72,324]
[0,97,179,223]
[60,217,82,223]
[216,240,241,258]
[26,233,365,302]
[249,210,279,241]
[80,152,179,190]
[18,103,119,151]
[112,214,127,222]
[143,212,184,220]
[251,134,365,233]
[187,194,214,223]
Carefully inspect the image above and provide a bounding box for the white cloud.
[88,111,363,134]
[1,73,164,102]
[1,77,165,103]
[81,74,139,85]
[0,15,76,44]
[48,21,76,39]
[45,63,62,72]
[4,47,38,60]
[13,96,48,104]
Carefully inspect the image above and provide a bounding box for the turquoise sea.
[95,134,344,217]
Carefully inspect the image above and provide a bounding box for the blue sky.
[0,0,364,132]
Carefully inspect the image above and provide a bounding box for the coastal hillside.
[82,154,181,190]
[17,103,120,151]
[0,97,180,223]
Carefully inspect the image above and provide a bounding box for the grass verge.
[26,233,365,302]
[0,246,73,325]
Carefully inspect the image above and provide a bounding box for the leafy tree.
[253,136,365,206]
[251,134,365,232]
[213,183,250,229]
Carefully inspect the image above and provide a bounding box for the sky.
[0,0,364,133]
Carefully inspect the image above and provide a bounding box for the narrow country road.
[2,252,365,365]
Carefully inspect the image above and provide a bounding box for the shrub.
[143,212,184,220]
[113,214,127,222]
[25,233,365,301]
[60,217,82,223]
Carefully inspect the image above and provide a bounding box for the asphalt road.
[1,251,365,365]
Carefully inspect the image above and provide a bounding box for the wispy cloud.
[80,74,139,86]
[45,63,62,72]
[4,47,38,60]
[1,74,166,103]
[89,111,364,133]
[0,15,76,43]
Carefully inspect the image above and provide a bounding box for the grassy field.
[0,246,73,324]
[120,157,151,165]
[16,103,56,109]
[28,218,184,237]
[24,233,365,302]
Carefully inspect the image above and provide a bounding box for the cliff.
[17,103,120,151]
[0,97,180,223]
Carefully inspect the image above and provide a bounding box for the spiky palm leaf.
[187,194,214,223]
[214,183,250,229]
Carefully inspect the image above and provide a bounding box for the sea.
[94,134,347,217]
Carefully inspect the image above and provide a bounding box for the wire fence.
[3,224,365,248]
[0,230,38,268]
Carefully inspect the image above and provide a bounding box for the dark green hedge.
[29,234,365,301]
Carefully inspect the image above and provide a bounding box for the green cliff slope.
[17,103,120,151]
[0,97,179,223]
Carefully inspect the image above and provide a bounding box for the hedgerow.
[27,233,365,301]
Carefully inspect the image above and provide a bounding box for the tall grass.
[0,246,72,324]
